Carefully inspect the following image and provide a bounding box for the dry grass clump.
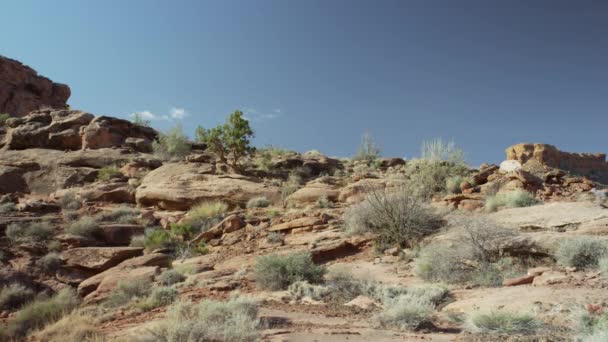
[95,206,139,224]
[466,310,542,334]
[105,278,151,308]
[288,281,330,300]
[0,202,16,213]
[5,221,54,243]
[246,196,270,208]
[67,216,98,238]
[253,252,326,291]
[555,237,608,270]
[31,310,102,342]
[58,191,82,210]
[36,252,62,273]
[187,201,228,224]
[97,165,122,182]
[0,284,35,311]
[265,232,285,245]
[149,296,259,342]
[158,269,186,286]
[485,189,539,212]
[134,286,178,312]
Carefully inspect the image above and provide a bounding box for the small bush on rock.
[153,123,192,161]
[485,190,538,212]
[31,310,101,342]
[343,187,443,248]
[265,232,284,245]
[97,165,122,182]
[466,310,542,334]
[288,281,330,300]
[158,269,186,286]
[253,252,326,291]
[247,196,270,209]
[36,253,62,273]
[106,279,151,308]
[376,293,435,331]
[6,221,54,243]
[135,286,178,312]
[95,206,139,224]
[187,201,228,224]
[58,191,81,210]
[0,202,16,213]
[555,237,608,270]
[67,216,98,238]
[150,296,259,342]
[0,284,35,311]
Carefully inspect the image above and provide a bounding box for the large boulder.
[0,166,29,194]
[81,116,157,152]
[287,178,340,205]
[0,56,70,117]
[136,162,280,210]
[61,246,143,272]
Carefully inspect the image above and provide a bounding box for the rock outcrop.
[506,143,608,184]
[0,56,70,116]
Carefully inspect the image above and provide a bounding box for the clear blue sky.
[3,1,607,165]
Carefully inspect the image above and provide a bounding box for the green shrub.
[343,187,443,248]
[97,165,122,182]
[266,232,284,245]
[95,206,139,223]
[153,123,192,161]
[129,234,146,247]
[253,252,326,291]
[280,172,302,201]
[150,296,259,342]
[58,191,81,210]
[36,253,62,273]
[288,281,330,300]
[135,286,178,311]
[4,288,79,338]
[0,202,16,213]
[0,284,35,311]
[187,201,228,224]
[353,131,381,162]
[247,196,270,209]
[316,195,332,208]
[404,159,469,199]
[485,190,539,212]
[470,263,504,287]
[0,113,10,127]
[170,223,197,240]
[67,216,98,238]
[6,221,54,243]
[466,311,542,334]
[195,110,254,169]
[599,257,608,277]
[555,237,608,269]
[158,269,186,286]
[31,310,101,342]
[143,229,178,251]
[105,279,151,308]
[376,293,434,331]
[446,175,465,194]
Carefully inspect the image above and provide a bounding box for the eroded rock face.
[135,162,280,210]
[506,143,608,184]
[0,56,70,117]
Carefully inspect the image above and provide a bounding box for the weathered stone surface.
[191,214,245,243]
[532,270,569,286]
[344,295,378,309]
[84,266,159,304]
[0,56,70,117]
[61,246,143,271]
[269,216,327,232]
[503,275,535,286]
[98,224,145,245]
[506,143,608,184]
[136,163,279,210]
[0,166,29,194]
[80,181,135,204]
[310,240,360,263]
[287,180,340,205]
[81,116,157,152]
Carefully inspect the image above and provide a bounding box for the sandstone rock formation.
[506,143,608,184]
[0,55,70,116]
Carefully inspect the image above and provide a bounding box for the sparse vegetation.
[58,191,81,210]
[105,278,151,308]
[67,216,98,238]
[316,195,332,208]
[599,257,608,277]
[31,310,102,342]
[153,123,192,161]
[353,131,381,162]
[0,202,16,213]
[485,189,539,212]
[5,221,54,243]
[343,186,443,248]
[36,252,62,273]
[446,175,466,194]
[253,252,326,290]
[3,288,79,338]
[195,110,255,169]
[466,310,542,334]
[0,113,10,126]
[97,165,122,181]
[187,201,228,225]
[280,172,303,201]
[95,206,139,223]
[158,269,186,286]
[135,286,178,312]
[149,296,259,342]
[265,232,285,244]
[555,237,608,270]
[247,196,270,208]
[288,281,330,300]
[0,284,35,311]
[376,292,435,330]
[421,138,465,163]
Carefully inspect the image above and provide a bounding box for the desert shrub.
[95,206,139,223]
[67,216,98,238]
[142,229,177,251]
[466,310,542,334]
[376,293,435,331]
[600,257,608,277]
[0,284,35,311]
[316,195,332,208]
[58,191,82,210]
[4,288,79,338]
[247,196,270,209]
[253,252,326,291]
[446,175,465,194]
[135,286,178,312]
[470,263,504,287]
[353,131,381,162]
[187,201,228,224]
[105,278,151,308]
[129,234,146,247]
[485,190,539,212]
[288,281,330,300]
[97,165,122,182]
[404,159,469,199]
[343,187,443,248]
[170,222,197,240]
[0,202,16,213]
[265,232,284,244]
[150,296,259,342]
[555,237,608,270]
[32,310,101,342]
[324,269,374,302]
[195,110,254,169]
[421,138,465,163]
[153,123,192,161]
[574,307,608,336]
[36,252,62,273]
[280,172,302,201]
[158,269,186,286]
[6,221,54,243]
[0,113,10,126]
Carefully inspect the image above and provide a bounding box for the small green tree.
[196,110,255,169]
[354,131,381,162]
